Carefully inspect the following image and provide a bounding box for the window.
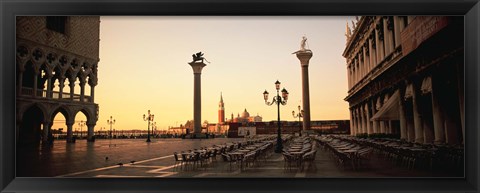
[46,16,67,34]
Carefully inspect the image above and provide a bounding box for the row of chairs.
[282,137,318,172]
[173,148,219,171]
[173,136,278,171]
[221,142,275,171]
[316,135,373,170]
[332,135,463,174]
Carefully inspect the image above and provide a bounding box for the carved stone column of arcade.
[365,102,372,135]
[296,51,313,132]
[360,104,366,134]
[87,122,95,142]
[412,81,424,143]
[90,85,96,103]
[431,75,445,144]
[349,109,355,136]
[58,77,65,99]
[42,121,51,144]
[351,108,356,135]
[371,98,379,134]
[80,79,86,102]
[355,107,362,134]
[189,59,207,136]
[398,88,408,140]
[378,95,385,134]
[46,72,53,98]
[66,120,75,143]
[69,77,75,101]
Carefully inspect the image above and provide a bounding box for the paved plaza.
[17,137,455,178]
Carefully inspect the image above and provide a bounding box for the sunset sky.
[54,16,355,131]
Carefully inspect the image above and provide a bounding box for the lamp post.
[292,105,304,136]
[263,80,289,153]
[107,116,115,139]
[143,110,154,142]
[78,120,86,139]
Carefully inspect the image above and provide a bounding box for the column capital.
[295,51,313,67]
[189,61,207,74]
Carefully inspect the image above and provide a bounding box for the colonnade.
[350,72,464,145]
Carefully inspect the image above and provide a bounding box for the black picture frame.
[1,0,478,192]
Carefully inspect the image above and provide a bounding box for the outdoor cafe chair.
[173,152,184,171]
[221,153,237,171]
[301,149,317,171]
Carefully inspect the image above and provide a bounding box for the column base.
[66,138,76,143]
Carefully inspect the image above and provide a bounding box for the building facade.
[344,16,464,145]
[16,16,100,145]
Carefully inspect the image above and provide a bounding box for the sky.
[53,16,355,131]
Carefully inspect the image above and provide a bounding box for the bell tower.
[218,92,225,124]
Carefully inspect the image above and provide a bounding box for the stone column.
[423,115,434,144]
[362,105,368,134]
[365,103,372,134]
[376,18,385,63]
[59,78,65,99]
[66,121,75,143]
[393,16,402,48]
[369,37,376,69]
[353,63,356,85]
[406,108,416,142]
[87,123,95,142]
[42,122,51,144]
[69,79,75,101]
[398,90,408,140]
[189,61,207,135]
[412,82,424,143]
[353,107,360,135]
[383,17,394,56]
[349,109,355,136]
[358,106,364,134]
[80,80,86,102]
[371,99,379,133]
[47,76,53,98]
[90,85,95,103]
[296,51,313,132]
[370,35,377,69]
[363,46,369,74]
[431,79,445,144]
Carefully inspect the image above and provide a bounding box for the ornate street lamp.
[264,80,289,153]
[143,110,154,142]
[78,120,86,139]
[107,116,115,139]
[292,105,304,136]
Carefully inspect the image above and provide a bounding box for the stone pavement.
[61,141,450,178]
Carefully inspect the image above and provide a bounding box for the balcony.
[19,87,93,103]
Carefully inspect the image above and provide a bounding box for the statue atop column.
[293,35,312,54]
[191,52,210,63]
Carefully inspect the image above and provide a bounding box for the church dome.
[241,108,250,118]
